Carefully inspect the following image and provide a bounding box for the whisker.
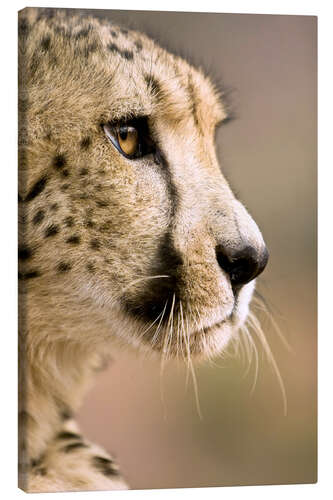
[179,301,187,363]
[239,324,259,394]
[138,309,165,340]
[247,311,288,416]
[253,290,292,352]
[151,300,168,347]
[160,293,175,374]
[184,304,202,419]
[119,274,170,295]
[180,302,191,386]
[167,293,176,359]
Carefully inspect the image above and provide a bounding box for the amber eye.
[103,118,155,160]
[117,126,139,156]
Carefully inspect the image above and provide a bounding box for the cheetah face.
[19,11,268,359]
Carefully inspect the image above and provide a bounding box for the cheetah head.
[19,10,268,361]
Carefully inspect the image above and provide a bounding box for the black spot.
[61,408,72,420]
[18,246,32,261]
[33,209,45,225]
[31,456,43,468]
[107,43,133,60]
[75,27,91,39]
[92,456,119,477]
[37,8,55,21]
[96,199,109,208]
[111,30,118,38]
[98,169,106,176]
[45,131,52,141]
[79,168,89,176]
[64,216,74,227]
[85,219,95,228]
[57,262,71,273]
[44,225,59,238]
[62,442,88,453]
[90,239,100,250]
[25,177,47,202]
[54,25,71,39]
[61,169,70,177]
[108,42,120,54]
[87,41,98,53]
[60,184,70,191]
[123,50,133,60]
[18,17,30,37]
[53,154,66,170]
[135,40,143,51]
[18,270,40,280]
[66,235,80,245]
[35,467,47,476]
[57,431,81,440]
[50,203,58,211]
[86,262,95,273]
[40,35,51,51]
[80,137,91,150]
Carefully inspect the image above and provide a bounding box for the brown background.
[75,10,317,489]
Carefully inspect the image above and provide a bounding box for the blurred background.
[76,10,317,489]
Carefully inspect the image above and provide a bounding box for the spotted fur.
[18,7,268,492]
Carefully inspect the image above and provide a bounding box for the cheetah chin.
[18,8,268,492]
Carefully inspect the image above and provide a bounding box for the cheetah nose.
[216,244,269,288]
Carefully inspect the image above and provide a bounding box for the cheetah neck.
[19,286,113,462]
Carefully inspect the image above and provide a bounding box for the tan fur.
[18,8,267,492]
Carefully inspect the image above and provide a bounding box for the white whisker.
[247,311,287,416]
[120,274,170,295]
[151,300,168,347]
[252,292,292,352]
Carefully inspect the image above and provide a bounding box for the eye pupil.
[116,126,139,157]
[119,127,128,141]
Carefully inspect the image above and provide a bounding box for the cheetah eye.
[103,118,155,160]
[117,126,139,156]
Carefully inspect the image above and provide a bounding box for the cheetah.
[18,7,269,492]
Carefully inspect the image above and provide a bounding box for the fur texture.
[18,8,268,492]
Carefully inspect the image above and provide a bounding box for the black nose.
[216,244,269,288]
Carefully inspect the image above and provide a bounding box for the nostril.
[216,244,269,288]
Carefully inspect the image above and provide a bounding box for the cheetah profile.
[18,8,269,492]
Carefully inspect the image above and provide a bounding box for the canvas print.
[18,7,317,492]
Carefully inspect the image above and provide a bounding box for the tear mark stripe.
[92,456,119,477]
[18,270,40,280]
[57,431,81,440]
[62,442,88,453]
[24,177,47,202]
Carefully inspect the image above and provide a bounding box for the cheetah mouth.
[193,317,229,336]
[190,309,235,338]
